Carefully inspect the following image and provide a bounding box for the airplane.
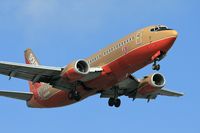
[0,25,183,108]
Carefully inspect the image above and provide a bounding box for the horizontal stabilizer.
[0,90,33,101]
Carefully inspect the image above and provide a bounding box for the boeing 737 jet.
[0,25,183,108]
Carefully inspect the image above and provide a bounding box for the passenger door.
[135,32,142,45]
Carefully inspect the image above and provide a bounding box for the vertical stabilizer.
[24,48,40,65]
[24,49,42,92]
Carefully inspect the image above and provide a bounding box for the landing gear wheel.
[156,64,160,71]
[114,99,121,108]
[152,58,160,71]
[108,98,115,107]
[108,98,121,108]
[152,64,160,71]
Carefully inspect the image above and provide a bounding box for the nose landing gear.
[152,59,160,71]
[151,51,166,71]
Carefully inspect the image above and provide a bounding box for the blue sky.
[0,0,199,132]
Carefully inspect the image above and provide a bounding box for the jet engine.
[137,73,166,95]
[61,59,90,82]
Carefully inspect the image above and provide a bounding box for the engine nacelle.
[61,59,90,82]
[138,73,166,95]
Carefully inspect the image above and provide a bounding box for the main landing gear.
[68,82,81,101]
[108,86,121,108]
[68,91,81,101]
[152,59,160,71]
[108,98,121,108]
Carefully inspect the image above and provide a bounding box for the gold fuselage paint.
[86,25,177,67]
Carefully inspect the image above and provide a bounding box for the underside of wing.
[100,75,139,98]
[0,61,103,91]
[0,90,33,101]
[100,73,184,102]
[0,61,62,83]
[157,89,184,97]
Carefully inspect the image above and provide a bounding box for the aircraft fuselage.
[27,25,178,108]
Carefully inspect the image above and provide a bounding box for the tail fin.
[24,48,40,65]
[24,49,42,92]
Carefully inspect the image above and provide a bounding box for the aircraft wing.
[0,61,102,90]
[100,75,139,98]
[0,90,33,101]
[157,89,184,97]
[100,75,183,100]
[0,61,62,83]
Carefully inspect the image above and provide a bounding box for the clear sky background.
[0,0,199,132]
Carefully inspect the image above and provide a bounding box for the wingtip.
[179,93,184,97]
[174,92,184,97]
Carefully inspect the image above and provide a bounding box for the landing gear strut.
[68,82,81,101]
[152,59,160,71]
[69,91,81,101]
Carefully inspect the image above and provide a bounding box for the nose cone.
[171,30,178,38]
[161,30,178,53]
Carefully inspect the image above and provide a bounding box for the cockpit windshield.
[150,25,171,32]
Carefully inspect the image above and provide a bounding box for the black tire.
[152,64,156,70]
[114,99,121,108]
[152,64,160,71]
[108,98,115,107]
[156,64,160,71]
